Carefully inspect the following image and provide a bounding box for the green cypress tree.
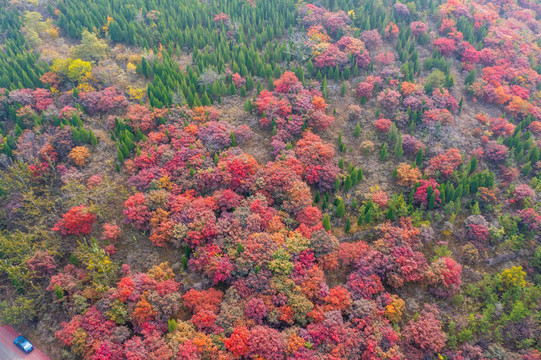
[328,67,335,80]
[351,169,358,186]
[454,184,463,201]
[386,207,395,220]
[446,186,455,203]
[336,199,345,217]
[322,214,331,231]
[117,147,124,163]
[121,142,130,158]
[237,243,244,254]
[229,83,237,95]
[193,93,202,107]
[201,92,211,106]
[345,218,351,232]
[364,209,372,224]
[394,133,404,158]
[463,184,470,197]
[168,319,178,333]
[354,123,361,138]
[469,156,477,174]
[244,99,252,112]
[246,76,255,90]
[357,167,363,182]
[343,67,351,79]
[334,177,341,191]
[306,60,315,75]
[380,143,388,161]
[359,95,366,105]
[471,202,481,215]
[416,148,423,165]
[464,69,476,85]
[344,176,352,191]
[522,161,532,176]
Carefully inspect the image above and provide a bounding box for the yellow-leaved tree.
[68,146,90,167]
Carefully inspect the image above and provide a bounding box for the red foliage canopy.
[425,148,463,178]
[51,205,96,236]
[402,304,447,358]
[433,37,457,56]
[374,118,393,133]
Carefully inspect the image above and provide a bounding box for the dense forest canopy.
[0,0,540,358]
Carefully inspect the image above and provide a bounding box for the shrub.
[232,73,246,89]
[518,208,541,231]
[273,71,302,94]
[247,326,285,360]
[511,184,536,205]
[123,193,151,230]
[497,266,527,290]
[402,135,425,155]
[375,52,395,65]
[372,190,388,208]
[102,223,121,242]
[68,146,90,166]
[433,38,456,56]
[396,163,422,187]
[356,81,374,99]
[466,215,490,247]
[393,3,410,16]
[374,118,392,133]
[425,257,462,297]
[490,117,515,138]
[484,140,508,162]
[224,327,250,357]
[33,88,53,112]
[410,21,428,36]
[27,250,57,276]
[402,304,446,358]
[125,104,155,133]
[425,148,462,178]
[528,121,541,136]
[51,205,96,236]
[414,179,441,209]
[360,30,382,50]
[377,90,401,112]
[78,87,127,115]
[422,108,454,126]
[244,297,268,324]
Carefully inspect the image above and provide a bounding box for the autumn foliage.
[51,205,96,236]
[4,0,541,358]
[68,146,90,166]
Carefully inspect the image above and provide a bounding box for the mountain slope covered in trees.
[0,0,540,358]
